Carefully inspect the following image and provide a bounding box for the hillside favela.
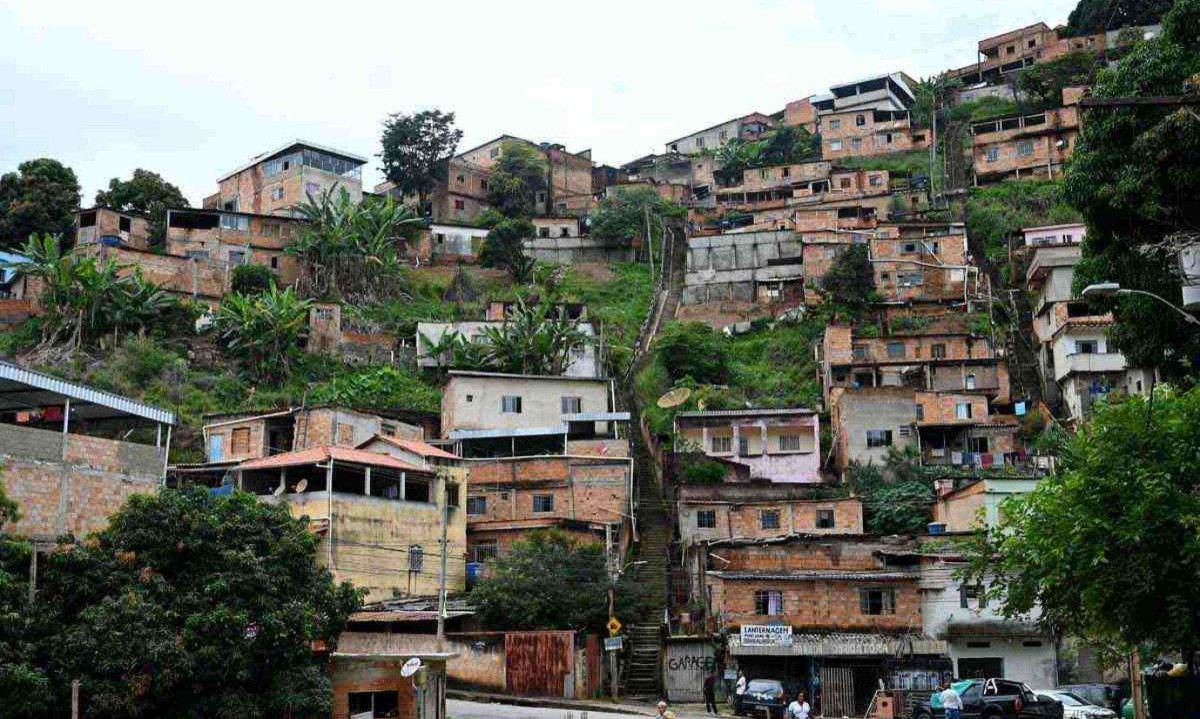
[0,0,1198,717]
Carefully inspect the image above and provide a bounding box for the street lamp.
[1081,282,1200,327]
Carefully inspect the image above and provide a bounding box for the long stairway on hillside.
[624,424,671,699]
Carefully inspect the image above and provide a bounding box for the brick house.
[665,112,775,155]
[673,408,822,484]
[204,139,366,217]
[326,636,451,719]
[702,534,949,717]
[76,207,152,250]
[971,91,1082,184]
[0,360,175,544]
[820,109,929,159]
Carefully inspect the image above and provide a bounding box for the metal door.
[823,666,856,718]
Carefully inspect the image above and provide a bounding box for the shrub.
[653,322,731,385]
[230,264,274,295]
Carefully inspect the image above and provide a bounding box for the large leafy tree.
[1066,0,1175,34]
[590,186,684,248]
[820,243,875,314]
[760,125,820,165]
[1063,0,1200,371]
[470,530,651,632]
[379,109,463,210]
[479,217,536,284]
[473,298,589,375]
[963,387,1200,658]
[846,447,934,535]
[0,476,51,719]
[26,488,360,717]
[485,141,547,218]
[94,169,189,245]
[1016,50,1102,108]
[0,159,81,249]
[653,322,731,385]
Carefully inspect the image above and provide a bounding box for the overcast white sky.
[1,0,1076,205]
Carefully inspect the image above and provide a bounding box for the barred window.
[409,545,424,573]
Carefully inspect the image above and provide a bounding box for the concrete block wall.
[710,576,922,630]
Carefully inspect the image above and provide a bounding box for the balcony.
[1026,244,1081,286]
[1059,352,1126,380]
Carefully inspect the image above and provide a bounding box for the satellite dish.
[293,479,308,493]
[401,657,423,678]
[657,387,692,409]
[272,485,285,497]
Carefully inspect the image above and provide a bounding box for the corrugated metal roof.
[333,632,457,660]
[234,446,426,472]
[675,408,816,419]
[729,632,946,657]
[0,360,175,425]
[709,570,918,581]
[349,609,474,623]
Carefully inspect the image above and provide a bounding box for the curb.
[447,689,656,715]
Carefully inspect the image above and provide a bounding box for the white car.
[1037,690,1117,719]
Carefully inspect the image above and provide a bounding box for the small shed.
[329,632,454,719]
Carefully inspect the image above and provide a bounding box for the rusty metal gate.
[822,666,855,718]
[665,639,716,703]
[505,630,574,697]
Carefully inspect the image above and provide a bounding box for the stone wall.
[523,237,635,264]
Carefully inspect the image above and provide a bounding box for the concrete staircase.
[625,430,671,699]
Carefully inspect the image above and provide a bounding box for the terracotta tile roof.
[360,435,459,460]
[234,446,425,472]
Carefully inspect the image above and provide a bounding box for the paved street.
[448,699,643,719]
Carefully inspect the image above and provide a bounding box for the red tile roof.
[234,445,426,472]
[358,435,459,460]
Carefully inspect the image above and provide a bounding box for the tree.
[846,447,934,535]
[212,285,312,384]
[0,475,50,719]
[760,125,820,165]
[962,387,1200,658]
[1066,0,1174,35]
[653,322,731,385]
[29,487,360,717]
[820,244,875,314]
[474,298,589,375]
[379,109,463,211]
[714,139,765,185]
[1062,0,1200,371]
[1017,50,1102,107]
[590,186,684,248]
[470,530,649,632]
[230,263,275,295]
[94,169,189,245]
[485,141,547,218]
[479,217,536,284]
[0,159,81,249]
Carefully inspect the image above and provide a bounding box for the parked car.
[1036,690,1117,719]
[736,678,787,719]
[1056,684,1126,713]
[914,678,1065,719]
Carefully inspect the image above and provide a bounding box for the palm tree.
[213,286,312,384]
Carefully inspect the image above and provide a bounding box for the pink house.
[673,408,822,483]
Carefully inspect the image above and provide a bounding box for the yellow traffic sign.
[607,617,622,636]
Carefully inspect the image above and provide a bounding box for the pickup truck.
[914,678,1065,719]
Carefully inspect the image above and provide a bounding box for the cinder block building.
[971,90,1082,184]
[673,408,822,484]
[0,360,175,543]
[76,207,152,250]
[204,139,366,216]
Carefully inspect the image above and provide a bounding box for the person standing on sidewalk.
[788,691,811,719]
[703,669,719,715]
[734,670,747,714]
[940,681,964,719]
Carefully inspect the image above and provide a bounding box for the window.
[718,130,727,140]
[560,226,570,238]
[869,175,882,187]
[737,436,750,457]
[1076,340,1098,354]
[760,510,781,529]
[931,343,946,359]
[335,423,355,445]
[535,191,547,204]
[230,427,251,455]
[489,147,500,158]
[866,430,892,448]
[262,156,296,177]
[829,139,843,151]
[829,119,842,130]
[456,174,465,183]
[348,691,400,718]
[754,589,783,616]
[1006,44,1015,54]
[227,250,247,266]
[956,402,973,420]
[967,436,990,454]
[409,545,424,572]
[533,494,554,513]
[538,227,550,238]
[697,510,716,529]
[960,583,987,609]
[305,182,320,197]
[1017,140,1035,157]
[960,658,1004,680]
[1028,38,1037,48]
[711,436,732,453]
[855,114,866,127]
[779,434,801,452]
[480,179,488,190]
[916,404,925,422]
[561,396,582,414]
[852,344,868,360]
[965,373,977,390]
[222,198,239,212]
[902,242,919,254]
[851,138,862,152]
[118,216,132,233]
[898,270,923,287]
[816,509,836,529]
[454,199,466,210]
[985,147,999,163]
[501,396,522,413]
[472,540,499,563]
[220,214,249,231]
[271,187,284,201]
[840,177,852,188]
[886,342,904,359]
[695,137,706,148]
[186,249,210,260]
[781,167,790,178]
[859,588,896,615]
[270,256,279,269]
[445,482,461,508]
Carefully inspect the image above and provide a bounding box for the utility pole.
[71,680,79,719]
[608,584,618,700]
[645,205,655,281]
[1131,648,1145,719]
[436,477,450,651]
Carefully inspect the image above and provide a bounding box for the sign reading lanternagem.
[740,624,793,647]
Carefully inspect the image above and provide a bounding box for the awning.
[729,632,947,657]
[234,446,426,472]
[0,360,176,425]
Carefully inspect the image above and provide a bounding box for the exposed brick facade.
[972,102,1080,183]
[821,109,928,159]
[76,207,151,250]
